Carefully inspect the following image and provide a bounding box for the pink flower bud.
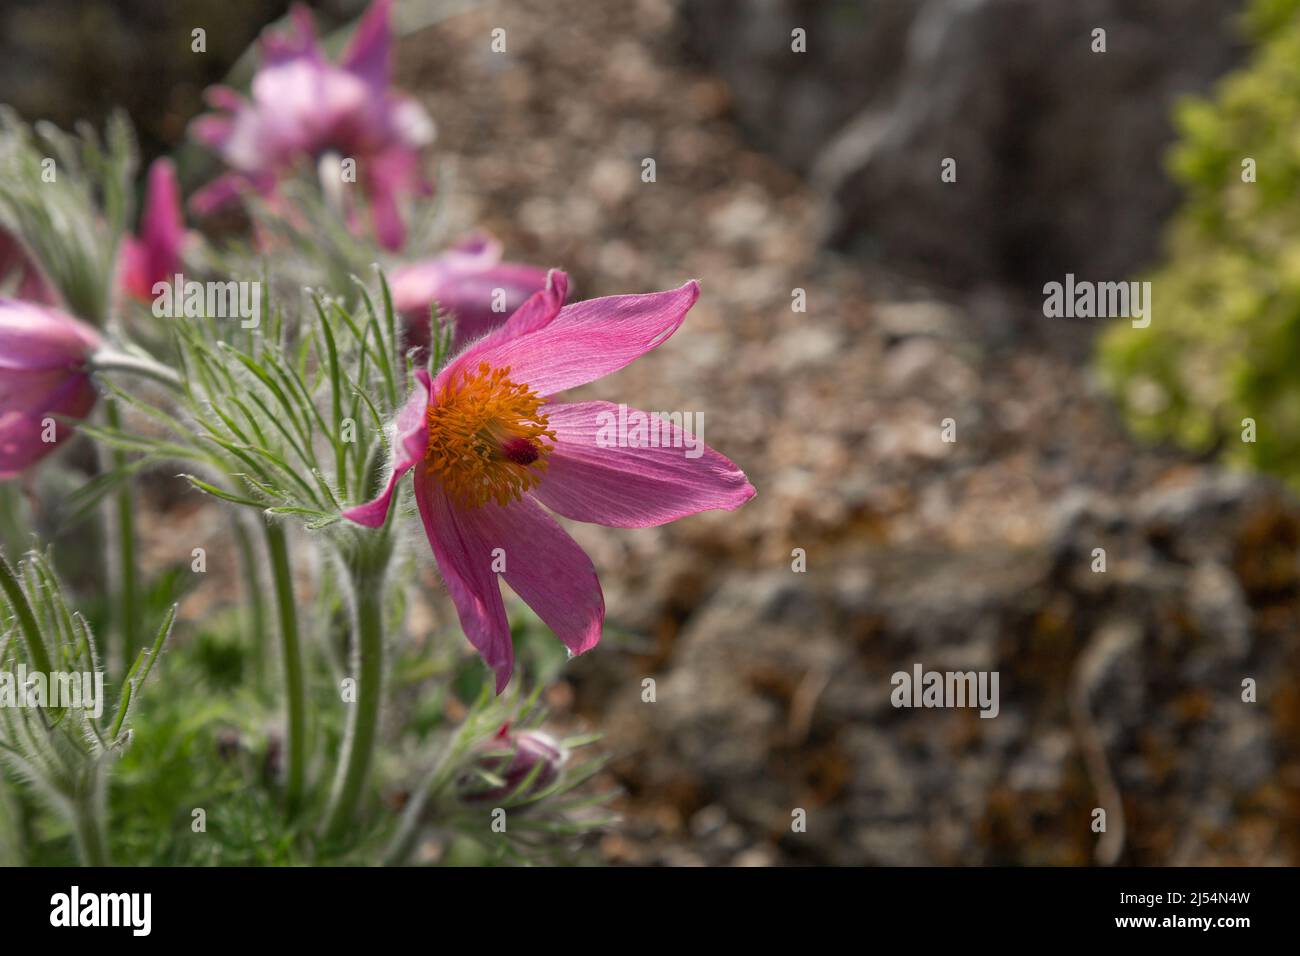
[458,726,567,804]
[0,299,101,478]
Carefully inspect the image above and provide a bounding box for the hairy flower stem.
[381,756,441,866]
[70,775,110,867]
[233,518,269,694]
[105,400,138,670]
[264,521,306,819]
[380,721,473,866]
[320,543,390,846]
[88,346,183,390]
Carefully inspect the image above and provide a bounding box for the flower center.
[425,361,555,508]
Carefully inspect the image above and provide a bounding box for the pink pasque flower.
[390,235,549,352]
[343,272,755,692]
[0,299,102,478]
[118,158,187,303]
[189,0,434,250]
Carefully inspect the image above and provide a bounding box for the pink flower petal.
[448,233,503,267]
[458,493,604,658]
[466,267,564,345]
[442,268,566,367]
[0,299,100,370]
[388,97,436,150]
[341,367,431,527]
[0,370,97,478]
[437,264,553,348]
[342,0,394,89]
[260,4,321,66]
[392,243,551,351]
[190,115,235,149]
[416,475,604,692]
[188,173,248,215]
[415,470,514,692]
[363,148,429,251]
[203,84,246,112]
[445,280,699,398]
[531,401,755,527]
[120,159,185,302]
[367,175,407,252]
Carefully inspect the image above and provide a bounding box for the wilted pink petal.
[531,401,755,527]
[0,300,101,478]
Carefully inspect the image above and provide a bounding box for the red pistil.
[500,436,541,466]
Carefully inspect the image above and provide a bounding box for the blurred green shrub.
[1097,0,1300,481]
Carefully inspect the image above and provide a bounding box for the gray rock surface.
[679,0,1246,286]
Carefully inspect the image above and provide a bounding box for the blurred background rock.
[5,0,1299,865]
[680,0,1246,288]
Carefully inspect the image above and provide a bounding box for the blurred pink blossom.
[118,158,187,303]
[189,0,434,250]
[390,235,549,351]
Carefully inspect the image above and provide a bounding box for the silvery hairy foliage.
[0,549,174,865]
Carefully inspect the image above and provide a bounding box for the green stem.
[381,760,438,867]
[320,547,389,845]
[233,519,269,695]
[88,347,183,390]
[381,722,473,866]
[70,776,110,867]
[263,521,306,818]
[105,400,137,670]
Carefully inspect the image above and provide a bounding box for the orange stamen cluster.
[425,361,555,508]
